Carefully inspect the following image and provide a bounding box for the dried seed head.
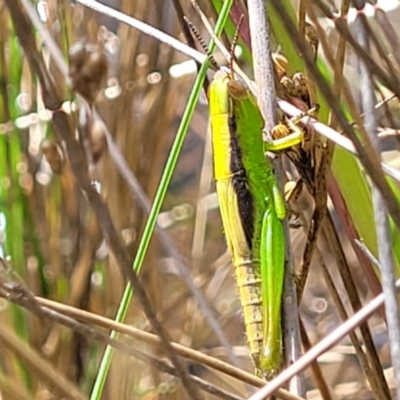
[69,41,108,104]
[280,74,310,112]
[273,53,288,77]
[89,120,107,163]
[284,179,304,203]
[305,23,319,59]
[271,123,291,141]
[40,139,64,174]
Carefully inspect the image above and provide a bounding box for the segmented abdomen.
[234,259,263,368]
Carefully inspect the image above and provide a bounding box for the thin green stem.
[89,1,233,398]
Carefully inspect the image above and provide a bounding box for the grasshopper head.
[227,77,249,100]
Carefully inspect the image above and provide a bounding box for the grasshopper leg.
[259,203,285,377]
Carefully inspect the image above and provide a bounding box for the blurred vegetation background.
[0,0,400,399]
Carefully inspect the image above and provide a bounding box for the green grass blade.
[332,149,377,256]
[267,0,304,73]
[387,178,400,269]
[1,27,31,390]
[89,1,233,398]
[316,60,380,261]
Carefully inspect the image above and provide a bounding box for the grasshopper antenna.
[184,16,219,70]
[189,1,254,92]
[229,14,244,74]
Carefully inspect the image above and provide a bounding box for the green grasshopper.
[209,68,303,378]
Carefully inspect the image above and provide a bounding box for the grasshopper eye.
[227,79,248,100]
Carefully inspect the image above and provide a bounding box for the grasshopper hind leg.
[259,206,285,378]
